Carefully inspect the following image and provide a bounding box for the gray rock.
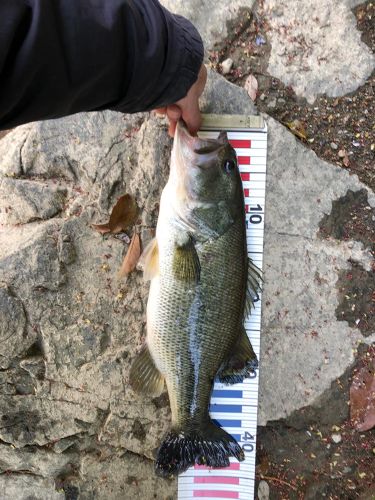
[161,0,255,49]
[0,177,67,225]
[221,57,234,75]
[267,98,277,108]
[0,475,65,500]
[202,69,257,115]
[331,433,342,443]
[259,116,374,423]
[0,286,27,369]
[0,443,75,477]
[261,0,375,102]
[258,480,270,500]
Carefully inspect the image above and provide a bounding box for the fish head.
[169,121,243,237]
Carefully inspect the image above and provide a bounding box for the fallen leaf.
[91,223,111,235]
[343,153,350,167]
[244,75,258,102]
[118,232,141,277]
[285,120,308,141]
[92,194,138,235]
[350,347,375,431]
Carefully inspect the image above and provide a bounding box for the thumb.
[180,99,202,136]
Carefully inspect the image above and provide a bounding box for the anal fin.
[217,327,258,384]
[129,344,164,396]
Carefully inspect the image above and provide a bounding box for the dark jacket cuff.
[152,13,204,108]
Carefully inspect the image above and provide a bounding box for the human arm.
[0,0,204,131]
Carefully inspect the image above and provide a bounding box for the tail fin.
[155,419,244,477]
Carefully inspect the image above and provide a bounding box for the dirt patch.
[256,345,375,499]
[131,418,147,442]
[319,189,375,253]
[209,1,375,191]
[318,189,375,336]
[335,262,375,337]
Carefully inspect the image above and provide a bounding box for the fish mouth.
[174,121,228,162]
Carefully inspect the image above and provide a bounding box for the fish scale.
[178,115,268,500]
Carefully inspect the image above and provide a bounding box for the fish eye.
[224,159,236,174]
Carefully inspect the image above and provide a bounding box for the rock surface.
[163,0,374,103]
[161,0,256,49]
[0,178,67,225]
[261,0,375,102]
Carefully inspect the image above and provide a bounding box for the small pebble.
[221,58,233,75]
[331,433,342,444]
[267,98,276,108]
[259,93,266,101]
[258,480,270,500]
[338,149,346,158]
[255,35,266,46]
[278,98,286,105]
[330,142,338,150]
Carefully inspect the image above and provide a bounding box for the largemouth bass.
[130,121,261,477]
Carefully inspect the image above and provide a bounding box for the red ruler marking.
[238,156,251,165]
[229,139,251,149]
[240,172,250,182]
[194,463,241,471]
[194,477,240,485]
[193,491,239,499]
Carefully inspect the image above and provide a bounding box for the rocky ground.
[206,1,375,497]
[0,0,374,499]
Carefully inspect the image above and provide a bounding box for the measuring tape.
[178,114,268,500]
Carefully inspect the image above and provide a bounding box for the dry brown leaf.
[91,223,111,234]
[118,232,141,277]
[343,153,350,167]
[285,120,308,141]
[92,194,138,235]
[350,347,375,431]
[109,194,138,233]
[244,75,258,102]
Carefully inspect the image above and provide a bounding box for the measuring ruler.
[178,114,268,500]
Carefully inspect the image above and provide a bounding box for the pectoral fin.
[138,237,159,281]
[245,258,263,316]
[172,237,200,283]
[217,327,258,384]
[129,344,164,396]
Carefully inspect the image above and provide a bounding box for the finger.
[180,100,202,135]
[166,104,182,122]
[153,107,167,117]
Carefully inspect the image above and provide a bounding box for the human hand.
[154,64,207,137]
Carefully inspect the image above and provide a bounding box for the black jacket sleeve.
[0,0,203,130]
